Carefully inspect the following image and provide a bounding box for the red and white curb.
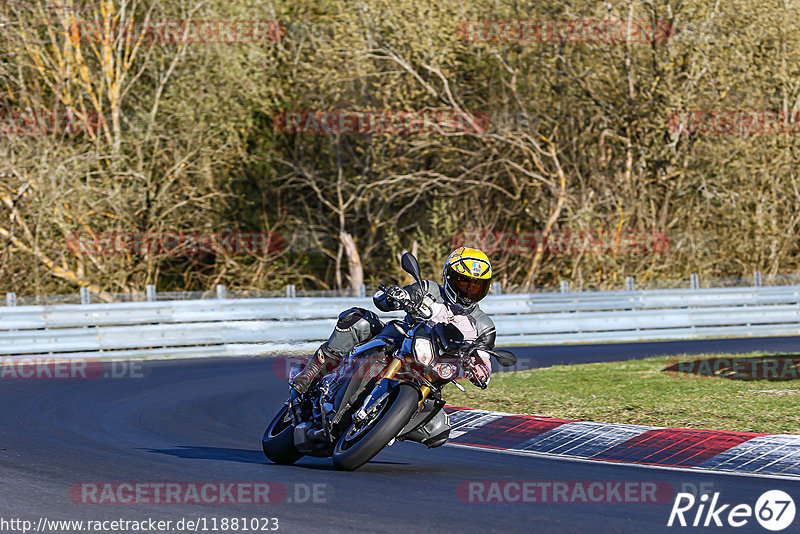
[445,406,800,477]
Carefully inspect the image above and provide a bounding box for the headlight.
[434,362,457,380]
[413,337,434,366]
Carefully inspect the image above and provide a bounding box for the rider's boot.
[289,343,341,394]
[289,307,383,394]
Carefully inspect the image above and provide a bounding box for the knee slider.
[336,307,367,330]
[336,307,382,336]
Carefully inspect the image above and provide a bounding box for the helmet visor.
[445,265,491,303]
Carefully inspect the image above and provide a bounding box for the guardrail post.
[492,282,502,295]
[80,286,90,305]
[625,277,635,291]
[6,292,16,306]
[357,284,366,298]
[286,284,296,298]
[560,280,570,293]
[754,271,762,287]
[690,273,699,290]
[216,284,227,299]
[146,284,156,302]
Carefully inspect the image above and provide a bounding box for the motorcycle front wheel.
[262,403,304,465]
[332,383,419,471]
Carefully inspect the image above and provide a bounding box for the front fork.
[382,357,403,380]
[384,357,433,406]
[354,357,431,423]
[384,356,431,404]
[418,385,431,405]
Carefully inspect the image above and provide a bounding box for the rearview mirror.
[493,349,517,368]
[401,252,423,286]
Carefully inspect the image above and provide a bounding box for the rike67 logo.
[668,490,796,531]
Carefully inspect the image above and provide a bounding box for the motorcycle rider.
[288,247,497,447]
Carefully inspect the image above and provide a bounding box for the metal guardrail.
[1,285,800,360]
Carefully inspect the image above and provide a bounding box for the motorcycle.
[262,252,517,471]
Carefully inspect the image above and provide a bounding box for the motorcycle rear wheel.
[332,383,419,471]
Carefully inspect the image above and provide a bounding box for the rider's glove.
[467,369,490,390]
[385,285,410,305]
[462,348,491,390]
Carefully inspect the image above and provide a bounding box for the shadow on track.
[141,446,266,464]
[141,446,410,469]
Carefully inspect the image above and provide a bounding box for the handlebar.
[377,285,488,379]
[378,283,419,315]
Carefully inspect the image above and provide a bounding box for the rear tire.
[262,404,303,465]
[332,383,419,471]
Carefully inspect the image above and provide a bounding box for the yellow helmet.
[442,247,493,305]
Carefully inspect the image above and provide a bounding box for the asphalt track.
[2,339,800,534]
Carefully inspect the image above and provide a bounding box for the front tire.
[332,383,419,471]
[262,404,303,465]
